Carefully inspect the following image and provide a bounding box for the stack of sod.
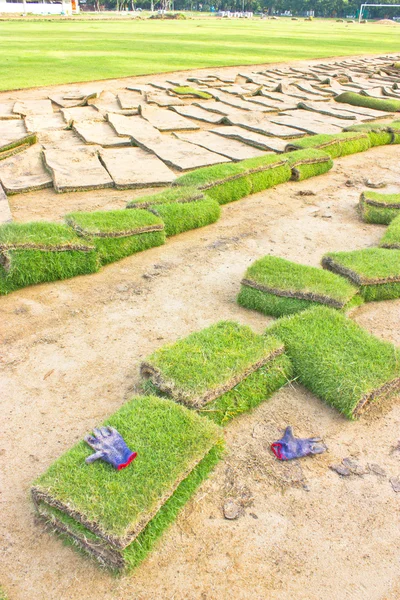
[285,148,333,181]
[172,154,292,205]
[266,306,400,419]
[322,248,400,301]
[343,122,393,147]
[285,132,371,159]
[31,395,223,572]
[0,222,99,295]
[237,255,362,318]
[335,92,400,113]
[380,214,400,249]
[359,191,400,224]
[141,321,293,425]
[148,198,221,237]
[126,186,205,209]
[65,209,165,265]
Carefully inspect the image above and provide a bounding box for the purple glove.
[85,427,137,470]
[271,426,326,460]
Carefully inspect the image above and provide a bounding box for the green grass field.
[1,18,400,91]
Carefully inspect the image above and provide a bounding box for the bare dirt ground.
[1,70,400,600]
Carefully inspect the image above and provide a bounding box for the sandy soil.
[1,71,400,599]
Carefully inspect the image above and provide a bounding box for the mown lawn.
[1,17,399,90]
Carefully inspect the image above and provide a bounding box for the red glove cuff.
[117,452,138,470]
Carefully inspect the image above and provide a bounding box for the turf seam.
[68,222,164,238]
[322,256,400,285]
[241,278,346,308]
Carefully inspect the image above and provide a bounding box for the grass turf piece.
[0,221,99,295]
[388,120,400,144]
[171,86,212,99]
[141,321,285,408]
[380,214,400,249]
[359,191,400,225]
[0,133,36,155]
[285,131,371,158]
[266,306,400,419]
[285,148,333,181]
[149,198,221,237]
[32,395,223,571]
[335,92,400,113]
[126,186,204,209]
[237,255,361,317]
[322,247,400,301]
[343,122,393,147]
[65,209,165,265]
[173,154,291,205]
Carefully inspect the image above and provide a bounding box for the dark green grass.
[172,86,212,99]
[141,320,284,408]
[322,247,400,301]
[32,396,222,544]
[65,209,165,265]
[343,122,393,147]
[380,214,400,249]
[335,92,400,113]
[359,191,400,225]
[286,132,371,158]
[266,306,400,419]
[150,198,221,237]
[0,222,99,295]
[126,186,204,209]
[285,148,333,181]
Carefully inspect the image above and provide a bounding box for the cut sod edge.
[322,256,400,285]
[1,133,37,154]
[31,441,217,550]
[188,160,288,191]
[67,222,164,239]
[128,193,204,209]
[0,242,94,252]
[241,278,348,309]
[0,143,31,162]
[140,346,285,409]
[353,376,400,417]
[381,242,400,249]
[361,193,400,209]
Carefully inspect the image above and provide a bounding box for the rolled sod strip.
[141,321,286,409]
[343,122,393,147]
[286,148,333,181]
[126,186,205,209]
[237,255,361,318]
[65,209,166,265]
[380,214,400,249]
[335,92,400,113]
[149,198,221,237]
[266,306,400,419]
[285,132,371,158]
[32,396,223,572]
[322,248,400,302]
[359,191,400,225]
[0,222,99,295]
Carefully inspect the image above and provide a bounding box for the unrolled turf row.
[285,148,333,181]
[148,197,221,237]
[335,92,400,113]
[285,131,371,158]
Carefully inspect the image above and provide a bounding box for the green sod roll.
[359,191,400,225]
[65,209,166,265]
[126,186,205,209]
[285,148,333,181]
[149,197,221,237]
[266,306,400,419]
[322,247,400,301]
[141,320,286,409]
[343,122,393,147]
[285,131,371,158]
[31,395,223,572]
[388,120,400,144]
[380,214,400,249]
[0,222,99,295]
[335,92,400,113]
[237,255,361,317]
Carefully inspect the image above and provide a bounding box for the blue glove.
[85,427,137,470]
[271,426,326,461]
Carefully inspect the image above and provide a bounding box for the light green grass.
[1,133,36,154]
[335,92,400,113]
[285,148,334,181]
[286,131,371,158]
[380,214,400,249]
[359,191,400,225]
[172,86,212,99]
[238,255,361,317]
[126,186,204,209]
[266,306,400,419]
[2,19,400,91]
[0,222,99,295]
[150,198,221,237]
[65,209,165,265]
[322,247,400,301]
[343,122,394,147]
[0,586,8,600]
[141,320,285,408]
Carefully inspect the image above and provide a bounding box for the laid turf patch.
[322,247,400,301]
[126,186,205,209]
[285,131,371,158]
[173,154,291,205]
[237,255,361,317]
[266,306,400,419]
[380,214,400,249]
[343,122,393,147]
[359,191,400,225]
[0,222,99,295]
[285,148,333,181]
[141,321,285,409]
[32,395,223,572]
[171,86,212,100]
[335,92,400,113]
[65,209,165,265]
[149,198,221,237]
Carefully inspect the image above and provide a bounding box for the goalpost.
[358,3,400,22]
